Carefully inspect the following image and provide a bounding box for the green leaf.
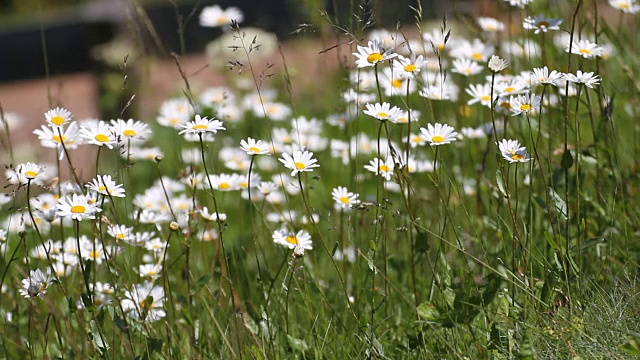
[548,187,569,220]
[192,274,213,294]
[496,169,509,198]
[286,335,309,352]
[544,231,560,251]
[569,237,606,255]
[516,331,535,359]
[416,301,442,322]
[620,336,640,356]
[539,272,558,311]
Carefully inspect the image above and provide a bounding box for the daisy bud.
[488,55,508,73]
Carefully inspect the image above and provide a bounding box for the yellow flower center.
[432,135,445,143]
[169,118,179,125]
[392,79,402,88]
[52,135,66,143]
[217,15,229,24]
[193,124,208,130]
[437,43,445,50]
[50,115,65,126]
[621,3,629,9]
[340,196,350,204]
[95,134,109,142]
[70,205,86,213]
[139,298,153,311]
[537,21,550,28]
[248,146,261,153]
[411,136,422,143]
[510,153,525,161]
[520,104,531,111]
[123,129,137,137]
[294,162,306,170]
[404,64,417,72]
[367,53,383,63]
[471,53,482,60]
[500,102,512,109]
[379,165,390,172]
[146,271,157,277]
[504,87,515,93]
[116,233,125,240]
[94,298,102,306]
[24,170,37,178]
[579,49,591,55]
[219,183,230,190]
[98,186,107,192]
[481,95,491,102]
[377,112,389,119]
[89,250,100,259]
[285,235,298,245]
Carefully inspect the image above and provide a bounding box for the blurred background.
[0,0,475,161]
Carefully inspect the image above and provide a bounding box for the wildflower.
[363,102,403,122]
[532,66,564,86]
[364,157,395,180]
[55,194,101,221]
[108,224,134,243]
[451,38,493,62]
[478,17,505,32]
[509,94,541,116]
[19,268,52,299]
[79,120,117,149]
[240,138,271,155]
[420,123,458,146]
[179,115,225,136]
[523,15,563,34]
[258,102,292,121]
[44,107,73,128]
[208,173,242,191]
[272,229,313,250]
[567,39,604,59]
[122,282,166,322]
[15,162,46,185]
[33,122,80,160]
[139,264,162,281]
[466,83,492,107]
[497,139,531,163]
[200,207,227,222]
[353,40,397,68]
[609,0,640,13]
[332,186,360,209]
[86,175,126,197]
[451,58,483,76]
[393,109,420,124]
[423,28,450,52]
[564,70,600,88]
[393,54,426,79]
[279,150,320,176]
[504,0,534,7]
[199,5,244,27]
[110,118,151,142]
[488,55,508,73]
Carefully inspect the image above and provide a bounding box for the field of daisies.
[2,0,640,358]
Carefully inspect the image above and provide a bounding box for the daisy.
[478,17,505,32]
[393,54,426,79]
[200,207,227,222]
[423,28,450,52]
[609,0,640,13]
[509,94,541,116]
[353,40,397,68]
[567,39,604,58]
[488,55,508,73]
[363,102,403,121]
[55,194,101,221]
[279,150,320,176]
[466,83,492,107]
[45,107,73,128]
[15,162,46,185]
[451,38,493,62]
[122,282,166,322]
[504,0,534,7]
[497,139,531,163]
[452,58,483,76]
[178,115,225,136]
[331,186,360,209]
[420,123,458,146]
[110,118,151,142]
[240,138,271,155]
[86,175,126,197]
[33,122,80,160]
[272,229,313,250]
[19,268,52,299]
[107,224,134,242]
[393,109,420,124]
[200,5,244,28]
[564,70,600,88]
[139,264,162,281]
[259,102,292,121]
[208,173,241,191]
[364,157,395,180]
[532,66,564,86]
[523,15,563,34]
[79,120,117,149]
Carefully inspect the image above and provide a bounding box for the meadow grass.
[1,0,640,358]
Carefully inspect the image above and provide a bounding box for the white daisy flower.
[497,139,531,163]
[419,123,458,146]
[567,39,604,58]
[509,94,541,116]
[279,150,320,176]
[272,229,313,250]
[523,15,563,34]
[44,107,73,128]
[79,120,117,149]
[19,268,52,299]
[353,40,398,68]
[364,157,395,180]
[86,175,126,198]
[55,194,101,221]
[200,5,244,28]
[363,102,403,122]
[240,138,271,155]
[178,115,225,136]
[331,186,360,209]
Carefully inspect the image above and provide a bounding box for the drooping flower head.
[523,15,563,34]
[497,139,531,163]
